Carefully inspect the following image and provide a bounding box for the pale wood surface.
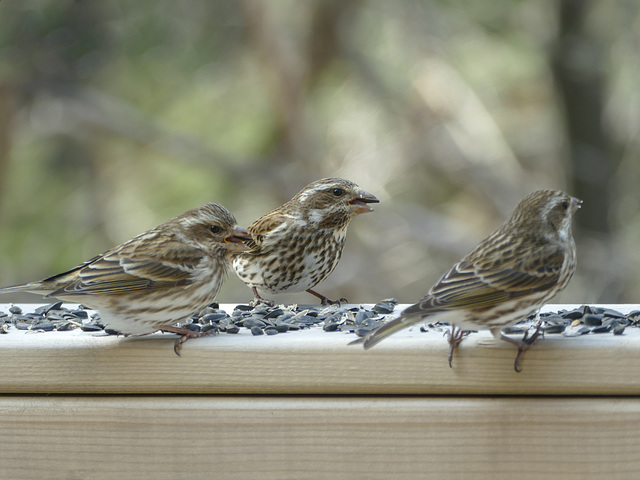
[2,304,640,480]
[0,303,638,395]
[1,395,639,480]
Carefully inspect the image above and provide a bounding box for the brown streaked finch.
[232,178,379,306]
[0,202,252,355]
[352,189,581,372]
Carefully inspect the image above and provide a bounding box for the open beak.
[571,197,583,215]
[225,226,253,252]
[349,190,379,214]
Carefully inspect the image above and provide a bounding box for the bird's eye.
[210,225,221,234]
[332,188,344,197]
[561,201,569,210]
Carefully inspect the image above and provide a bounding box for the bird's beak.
[348,190,380,214]
[225,226,253,252]
[571,198,583,214]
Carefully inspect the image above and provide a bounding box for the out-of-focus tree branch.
[551,0,618,234]
[240,0,307,163]
[550,0,623,302]
[0,84,14,213]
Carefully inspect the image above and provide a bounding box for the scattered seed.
[234,304,253,312]
[563,309,584,320]
[264,326,278,335]
[583,314,603,327]
[80,323,103,332]
[201,324,219,334]
[542,324,566,334]
[225,325,240,334]
[243,317,267,329]
[603,309,626,319]
[613,325,626,335]
[372,302,395,314]
[563,326,591,337]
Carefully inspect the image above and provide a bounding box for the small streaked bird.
[0,202,252,354]
[233,178,379,306]
[353,189,581,372]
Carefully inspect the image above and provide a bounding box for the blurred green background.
[0,0,637,306]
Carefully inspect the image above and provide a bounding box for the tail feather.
[359,314,422,349]
[347,311,425,350]
[349,302,443,349]
[0,283,45,296]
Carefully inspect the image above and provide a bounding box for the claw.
[307,288,347,306]
[445,326,467,368]
[500,323,544,372]
[157,325,218,356]
[250,287,275,307]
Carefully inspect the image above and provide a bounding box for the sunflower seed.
[264,326,278,335]
[372,302,395,314]
[613,325,626,335]
[80,323,103,332]
[250,326,263,336]
[583,314,603,327]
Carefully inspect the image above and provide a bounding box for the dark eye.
[210,225,221,234]
[332,188,344,197]
[561,201,569,210]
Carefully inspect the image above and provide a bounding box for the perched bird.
[0,202,252,354]
[353,189,581,372]
[233,178,379,306]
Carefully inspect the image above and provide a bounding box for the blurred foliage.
[0,0,639,305]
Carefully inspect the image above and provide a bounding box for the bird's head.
[179,202,253,254]
[289,178,379,228]
[510,190,582,242]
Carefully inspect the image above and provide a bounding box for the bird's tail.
[0,283,43,296]
[349,311,423,350]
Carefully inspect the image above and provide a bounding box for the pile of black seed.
[420,305,636,337]
[0,299,399,337]
[0,301,93,334]
[0,301,638,338]
[183,298,397,337]
[529,305,633,336]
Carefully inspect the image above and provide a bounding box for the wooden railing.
[1,304,639,479]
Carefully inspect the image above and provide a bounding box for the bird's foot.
[157,325,218,356]
[306,288,347,306]
[249,287,275,307]
[500,323,544,372]
[249,297,275,307]
[444,326,468,368]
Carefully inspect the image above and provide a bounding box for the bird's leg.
[444,326,467,368]
[498,321,544,373]
[156,325,218,356]
[306,288,348,306]
[250,287,275,307]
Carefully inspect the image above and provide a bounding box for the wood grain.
[0,304,639,395]
[0,395,639,480]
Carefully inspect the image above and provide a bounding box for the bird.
[0,202,252,355]
[232,177,379,306]
[353,189,581,372]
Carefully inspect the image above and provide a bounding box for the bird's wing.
[426,242,566,311]
[244,213,289,251]
[360,241,565,350]
[48,239,204,296]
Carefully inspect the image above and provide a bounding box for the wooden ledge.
[1,395,639,480]
[1,304,638,395]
